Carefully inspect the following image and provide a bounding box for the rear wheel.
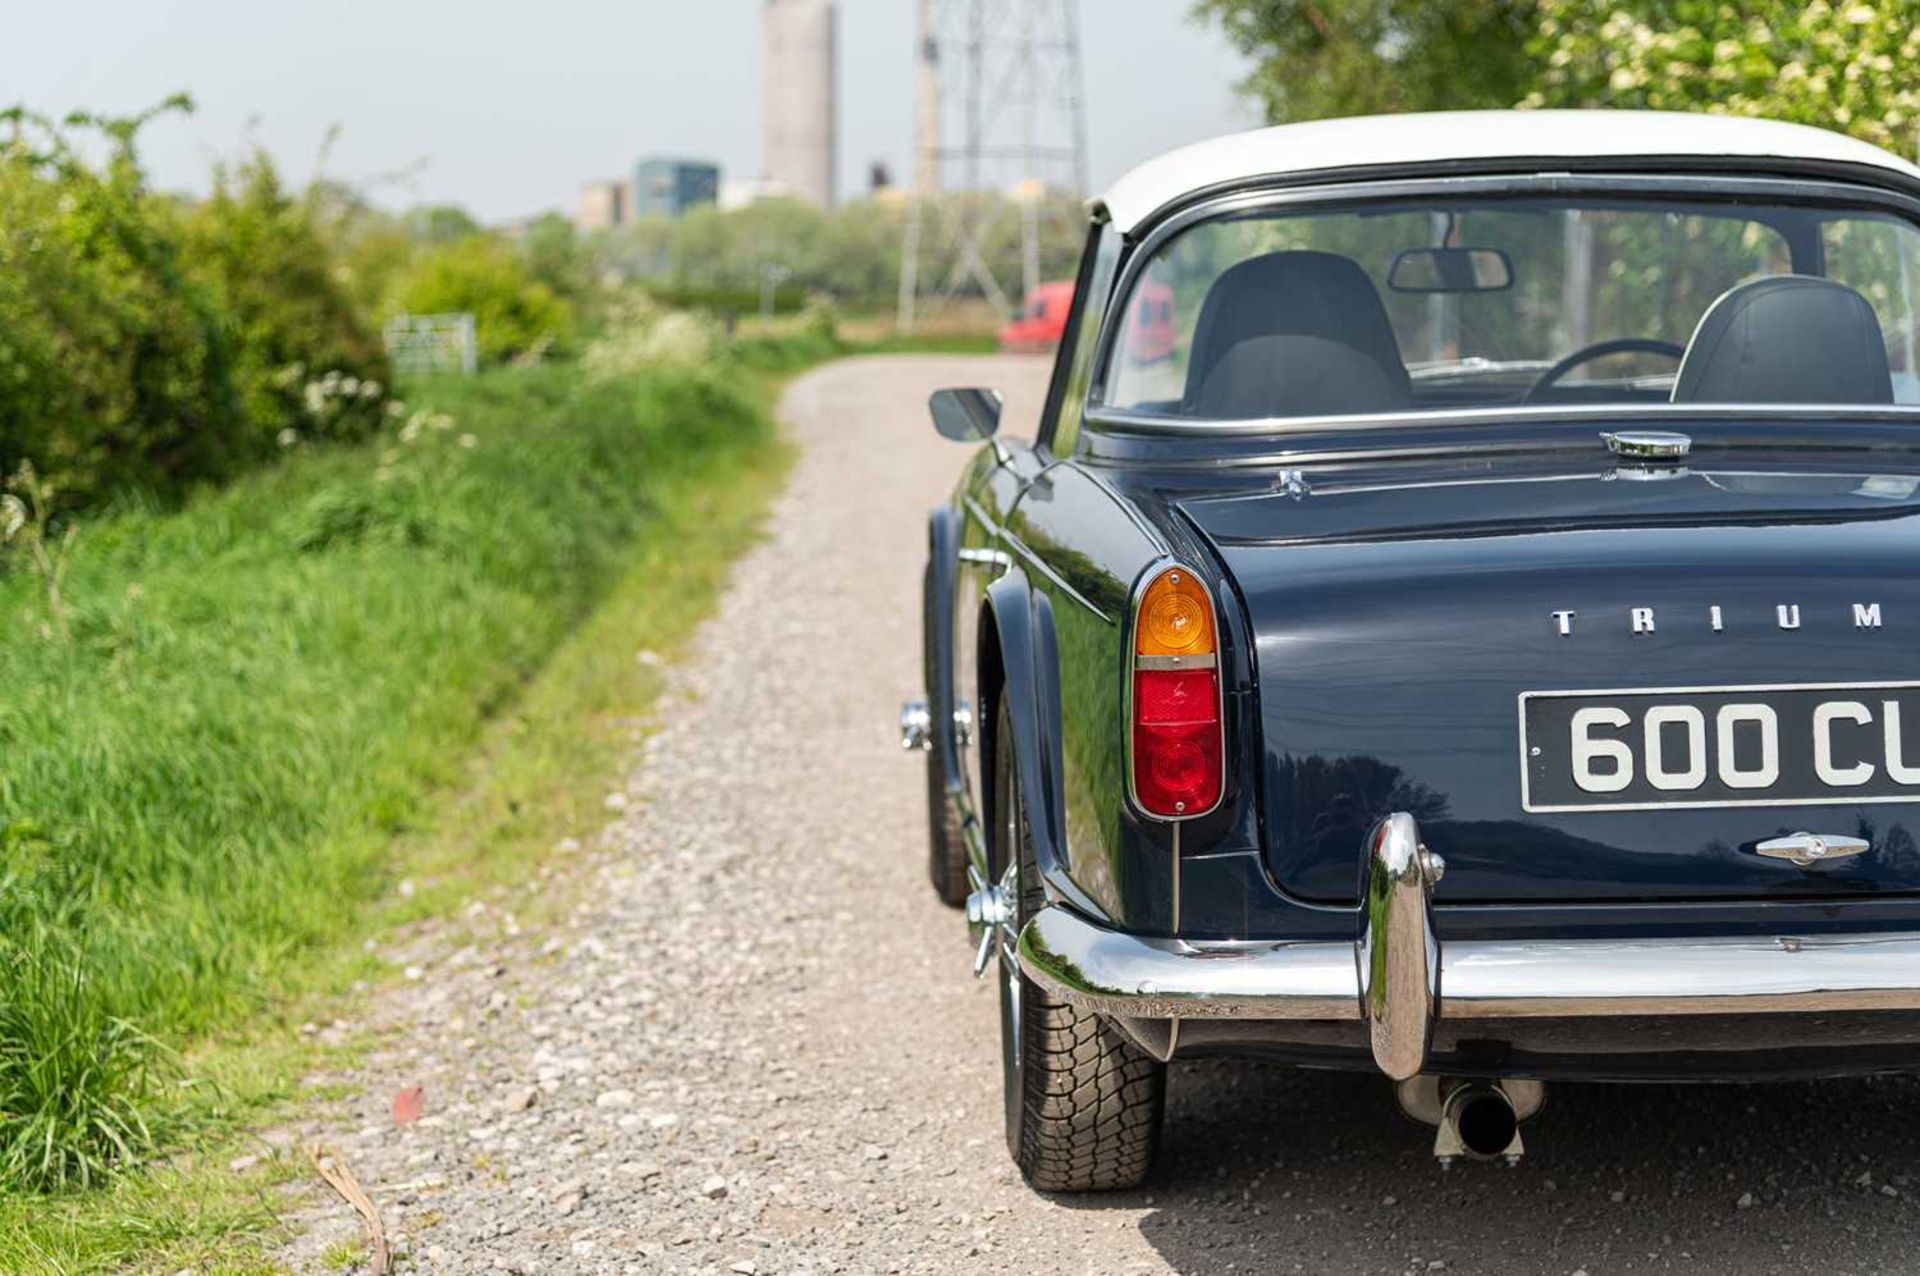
[925,744,967,906]
[992,701,1164,1191]
[923,563,968,908]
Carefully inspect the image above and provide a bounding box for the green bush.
[0,101,391,508]
[0,360,776,1190]
[180,154,392,451]
[393,236,574,364]
[0,102,245,505]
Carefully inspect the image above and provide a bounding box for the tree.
[517,212,596,310]
[394,237,573,363]
[182,153,391,448]
[404,204,483,245]
[1527,0,1920,153]
[1190,0,1539,123]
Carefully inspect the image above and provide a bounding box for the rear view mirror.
[1388,247,1513,294]
[929,387,1003,442]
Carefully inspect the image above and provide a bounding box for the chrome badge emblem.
[1753,831,1871,868]
[1550,603,1883,636]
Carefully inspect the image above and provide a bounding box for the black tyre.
[925,742,968,907]
[992,701,1164,1191]
[924,563,969,908]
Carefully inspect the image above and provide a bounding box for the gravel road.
[282,355,1920,1276]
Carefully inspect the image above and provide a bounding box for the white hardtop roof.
[1100,110,1920,234]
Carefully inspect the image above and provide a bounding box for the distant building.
[719,177,792,212]
[634,158,721,220]
[763,0,837,208]
[576,180,628,232]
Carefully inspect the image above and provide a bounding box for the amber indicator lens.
[1135,569,1216,657]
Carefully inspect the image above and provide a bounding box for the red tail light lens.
[1132,668,1222,816]
[1130,565,1223,819]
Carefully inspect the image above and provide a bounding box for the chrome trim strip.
[957,546,1012,573]
[1170,820,1182,934]
[1134,652,1217,672]
[999,528,1112,622]
[1090,400,1920,441]
[1244,469,1901,500]
[960,492,1000,535]
[1018,907,1920,1026]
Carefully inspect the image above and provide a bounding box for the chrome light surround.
[1121,557,1228,823]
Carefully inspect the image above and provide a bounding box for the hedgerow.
[0,358,779,1190]
[0,98,390,508]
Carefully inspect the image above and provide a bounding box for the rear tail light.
[1130,565,1223,818]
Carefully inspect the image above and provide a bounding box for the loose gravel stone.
[273,357,1920,1275]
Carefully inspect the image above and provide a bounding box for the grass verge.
[0,356,795,1268]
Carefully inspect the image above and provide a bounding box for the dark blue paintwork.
[918,169,1920,1080]
[1176,457,1920,905]
[938,423,1920,956]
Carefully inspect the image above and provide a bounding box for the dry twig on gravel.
[306,1143,393,1275]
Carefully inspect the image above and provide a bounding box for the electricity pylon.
[896,0,1089,332]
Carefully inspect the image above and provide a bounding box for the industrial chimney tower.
[897,0,1089,332]
[764,0,838,208]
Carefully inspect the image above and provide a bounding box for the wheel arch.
[923,505,964,792]
[978,571,1070,885]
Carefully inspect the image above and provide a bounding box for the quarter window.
[1045,223,1122,456]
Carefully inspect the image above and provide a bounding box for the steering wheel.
[1524,338,1687,403]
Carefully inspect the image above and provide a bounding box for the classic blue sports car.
[907,109,1920,1189]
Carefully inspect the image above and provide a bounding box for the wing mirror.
[1388,246,1513,294]
[929,387,1003,442]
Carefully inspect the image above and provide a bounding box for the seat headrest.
[1673,275,1893,405]
[1183,250,1410,416]
[1191,335,1410,421]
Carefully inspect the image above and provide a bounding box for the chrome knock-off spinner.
[967,861,1019,977]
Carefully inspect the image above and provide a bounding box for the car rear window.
[1100,191,1920,423]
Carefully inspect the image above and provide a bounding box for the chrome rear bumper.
[1016,812,1920,1080]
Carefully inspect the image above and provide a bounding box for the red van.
[1000,281,1076,353]
[1123,280,1177,364]
[1001,279,1179,358]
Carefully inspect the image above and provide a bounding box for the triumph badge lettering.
[1521,682,1920,811]
[1550,604,1885,635]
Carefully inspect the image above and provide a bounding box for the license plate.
[1519,681,1920,813]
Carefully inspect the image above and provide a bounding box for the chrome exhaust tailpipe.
[1395,1076,1545,1168]
[1440,1083,1520,1166]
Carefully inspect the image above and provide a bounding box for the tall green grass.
[0,361,774,1191]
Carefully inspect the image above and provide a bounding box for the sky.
[3,1,1259,223]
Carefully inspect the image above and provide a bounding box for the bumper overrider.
[1017,813,1920,1081]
